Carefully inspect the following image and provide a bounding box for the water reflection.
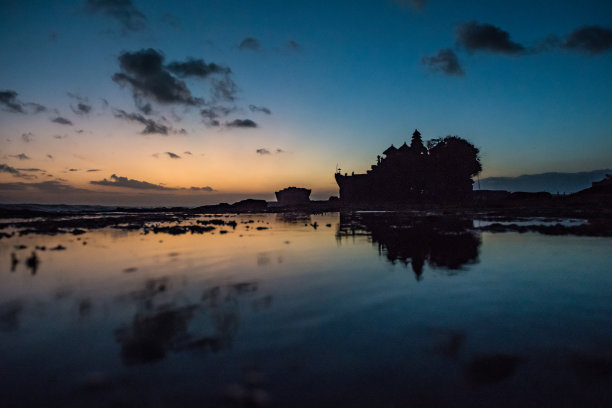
[115,277,266,365]
[337,213,481,279]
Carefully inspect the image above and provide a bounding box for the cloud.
[85,0,147,32]
[21,132,34,143]
[249,105,272,115]
[563,26,612,55]
[211,76,238,102]
[68,169,79,172]
[0,90,25,113]
[422,49,464,76]
[200,106,233,126]
[184,151,192,155]
[47,154,54,159]
[68,93,93,115]
[276,148,284,153]
[17,168,44,172]
[87,169,102,172]
[112,108,170,135]
[52,116,73,125]
[0,180,89,192]
[256,148,271,155]
[166,58,231,78]
[456,21,525,55]
[91,174,174,190]
[165,152,181,159]
[161,12,180,28]
[189,186,214,192]
[239,37,261,51]
[24,102,47,113]
[10,153,30,160]
[113,48,202,108]
[0,90,46,114]
[287,40,300,51]
[226,119,257,128]
[1,163,34,179]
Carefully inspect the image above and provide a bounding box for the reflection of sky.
[1,1,612,204]
[2,214,612,405]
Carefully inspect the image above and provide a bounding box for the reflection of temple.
[337,213,481,280]
[335,129,481,202]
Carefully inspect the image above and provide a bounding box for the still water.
[1,212,612,407]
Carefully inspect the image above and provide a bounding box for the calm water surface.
[1,212,612,407]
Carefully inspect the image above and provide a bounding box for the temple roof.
[383,145,397,155]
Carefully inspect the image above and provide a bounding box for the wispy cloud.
[51,116,73,126]
[68,93,93,115]
[112,108,170,135]
[422,49,464,76]
[9,153,30,161]
[0,90,47,114]
[85,0,148,33]
[239,37,261,51]
[1,163,34,179]
[249,105,272,115]
[21,132,34,143]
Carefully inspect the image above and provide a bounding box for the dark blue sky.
[1,0,611,204]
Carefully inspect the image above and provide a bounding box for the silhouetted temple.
[275,187,311,206]
[335,129,481,202]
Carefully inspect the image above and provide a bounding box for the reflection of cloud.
[568,354,612,382]
[466,354,522,385]
[91,174,174,190]
[422,49,464,76]
[0,300,23,332]
[115,278,264,365]
[257,253,271,267]
[456,21,525,55]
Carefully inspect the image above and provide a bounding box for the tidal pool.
[1,212,612,407]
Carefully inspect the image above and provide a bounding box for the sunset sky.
[1,0,611,206]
